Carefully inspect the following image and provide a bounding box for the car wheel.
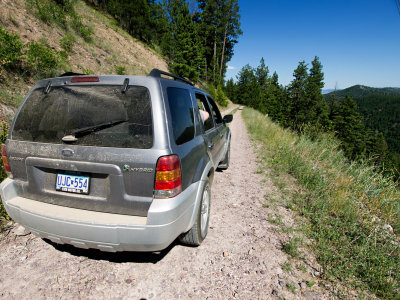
[218,139,230,170]
[179,178,211,246]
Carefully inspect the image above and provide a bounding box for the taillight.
[154,155,182,198]
[71,76,99,83]
[1,144,12,178]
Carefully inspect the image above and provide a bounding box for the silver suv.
[0,69,232,252]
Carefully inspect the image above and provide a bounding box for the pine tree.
[256,57,269,88]
[267,71,284,122]
[287,61,308,130]
[327,93,339,122]
[236,64,261,108]
[92,0,241,85]
[255,58,270,114]
[164,0,203,81]
[365,130,389,166]
[107,0,152,42]
[279,86,291,128]
[225,78,237,103]
[149,1,171,48]
[305,56,330,129]
[196,0,242,85]
[332,94,366,159]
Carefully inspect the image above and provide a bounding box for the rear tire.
[179,179,211,246]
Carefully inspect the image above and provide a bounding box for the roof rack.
[58,72,86,77]
[149,69,194,86]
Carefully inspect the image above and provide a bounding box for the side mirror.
[223,114,233,123]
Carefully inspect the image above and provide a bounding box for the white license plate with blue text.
[56,173,90,194]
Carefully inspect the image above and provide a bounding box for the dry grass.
[243,107,400,298]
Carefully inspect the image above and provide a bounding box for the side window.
[195,93,214,131]
[206,96,223,124]
[167,87,195,145]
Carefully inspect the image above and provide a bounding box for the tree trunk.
[205,57,208,82]
[216,56,219,84]
[213,29,217,85]
[219,28,227,84]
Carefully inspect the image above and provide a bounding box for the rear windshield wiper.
[73,119,128,136]
[62,119,128,143]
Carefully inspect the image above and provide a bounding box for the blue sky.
[225,0,400,89]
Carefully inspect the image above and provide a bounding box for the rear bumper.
[0,178,201,252]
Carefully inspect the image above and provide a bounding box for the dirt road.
[0,110,329,299]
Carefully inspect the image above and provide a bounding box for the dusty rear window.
[12,85,153,149]
[167,87,195,145]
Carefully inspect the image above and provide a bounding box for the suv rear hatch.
[7,78,157,216]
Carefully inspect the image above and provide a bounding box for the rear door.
[195,93,220,166]
[164,85,199,190]
[206,96,226,164]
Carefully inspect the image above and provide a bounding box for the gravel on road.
[0,109,331,299]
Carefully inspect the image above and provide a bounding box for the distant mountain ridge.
[324,85,400,100]
[322,89,340,95]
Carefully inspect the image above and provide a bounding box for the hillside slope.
[0,0,168,116]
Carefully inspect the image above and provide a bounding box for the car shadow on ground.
[43,238,180,264]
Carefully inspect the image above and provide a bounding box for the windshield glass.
[12,85,153,149]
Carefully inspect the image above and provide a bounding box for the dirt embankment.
[0,0,169,119]
[0,110,333,299]
[0,0,168,76]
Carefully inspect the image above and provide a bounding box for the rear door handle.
[208,142,214,149]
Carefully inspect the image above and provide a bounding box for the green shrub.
[0,27,66,78]
[60,33,76,52]
[26,0,68,28]
[282,238,301,258]
[206,83,216,100]
[115,65,126,75]
[26,0,93,43]
[25,42,61,78]
[59,50,68,61]
[0,201,7,221]
[286,282,297,294]
[216,84,228,107]
[0,121,8,177]
[0,121,9,221]
[206,84,228,107]
[81,67,94,75]
[0,26,24,68]
[282,262,292,272]
[70,14,93,43]
[0,90,24,108]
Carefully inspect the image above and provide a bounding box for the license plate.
[56,173,90,194]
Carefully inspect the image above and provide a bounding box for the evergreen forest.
[225,57,400,177]
[324,87,400,169]
[86,0,242,85]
